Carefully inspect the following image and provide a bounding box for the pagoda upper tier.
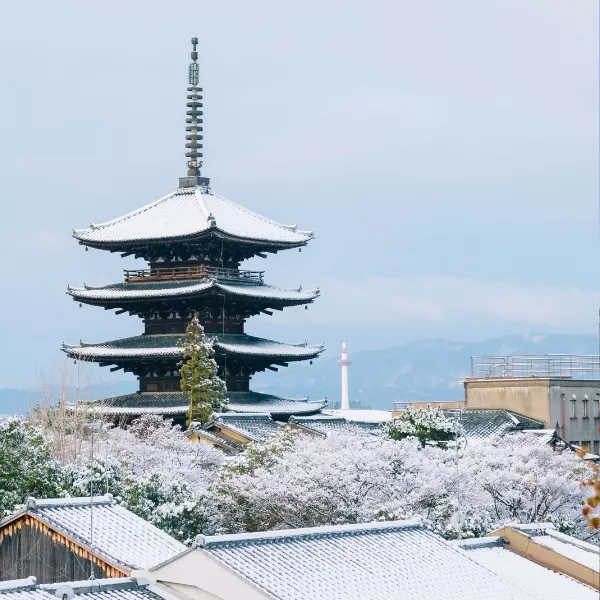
[73,186,314,262]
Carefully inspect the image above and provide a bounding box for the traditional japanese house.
[0,496,185,583]
[63,39,325,424]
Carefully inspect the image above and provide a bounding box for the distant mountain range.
[1,333,598,415]
[261,333,600,410]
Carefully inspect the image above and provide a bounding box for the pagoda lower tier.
[66,390,327,426]
[63,333,324,392]
[67,275,319,322]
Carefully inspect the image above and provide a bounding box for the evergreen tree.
[383,406,458,447]
[178,316,228,425]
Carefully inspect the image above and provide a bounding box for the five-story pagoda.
[63,39,325,424]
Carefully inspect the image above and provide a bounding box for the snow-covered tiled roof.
[443,409,545,438]
[66,391,326,418]
[289,415,383,436]
[73,188,313,248]
[523,528,600,571]
[63,334,324,361]
[67,280,319,304]
[457,537,597,600]
[0,578,178,600]
[194,519,546,600]
[228,392,326,416]
[211,413,284,441]
[322,409,393,422]
[0,496,185,572]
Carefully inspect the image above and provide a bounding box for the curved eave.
[64,391,326,418]
[73,227,312,252]
[66,280,319,307]
[72,187,315,251]
[62,335,325,363]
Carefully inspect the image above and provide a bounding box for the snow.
[201,520,542,600]
[0,578,175,600]
[22,497,186,570]
[74,188,313,246]
[460,544,597,600]
[68,280,318,303]
[532,532,600,571]
[26,495,113,508]
[211,430,593,540]
[64,334,324,360]
[0,577,37,591]
[322,409,392,422]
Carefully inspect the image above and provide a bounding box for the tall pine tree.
[178,316,228,426]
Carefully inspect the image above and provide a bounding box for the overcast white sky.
[0,0,597,388]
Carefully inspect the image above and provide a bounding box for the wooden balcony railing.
[124,265,264,285]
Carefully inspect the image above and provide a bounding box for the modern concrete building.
[465,354,600,453]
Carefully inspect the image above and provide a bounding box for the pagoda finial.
[180,37,210,189]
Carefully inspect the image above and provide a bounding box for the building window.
[582,396,589,418]
[594,399,600,418]
[593,441,600,455]
[582,441,591,451]
[570,396,577,418]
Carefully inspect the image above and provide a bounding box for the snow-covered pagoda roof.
[73,187,313,250]
[191,519,561,600]
[67,279,319,305]
[65,391,326,418]
[63,334,324,361]
[0,578,178,600]
[0,496,185,572]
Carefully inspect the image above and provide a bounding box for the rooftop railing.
[124,266,264,285]
[470,354,600,380]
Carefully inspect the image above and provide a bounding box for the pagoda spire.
[180,37,209,189]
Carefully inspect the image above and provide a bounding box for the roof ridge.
[196,519,422,548]
[0,577,37,591]
[40,578,142,593]
[453,536,505,550]
[27,495,114,510]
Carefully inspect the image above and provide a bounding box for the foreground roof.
[443,409,545,438]
[193,520,544,600]
[0,496,185,572]
[67,279,319,306]
[63,334,324,362]
[0,577,178,600]
[456,531,598,599]
[67,391,326,418]
[73,187,313,249]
